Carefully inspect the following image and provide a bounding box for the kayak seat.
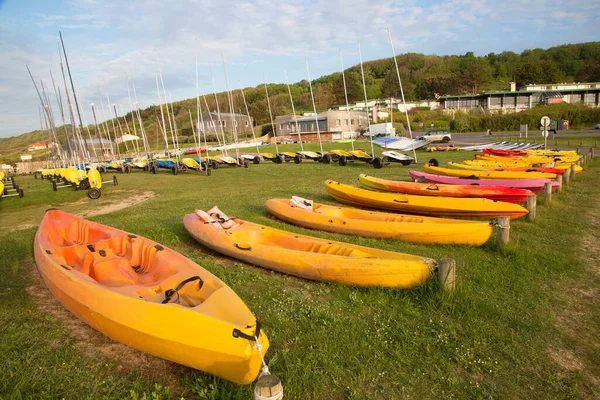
[47,220,111,247]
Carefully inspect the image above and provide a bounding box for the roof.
[204,112,250,118]
[439,87,600,100]
[541,91,563,98]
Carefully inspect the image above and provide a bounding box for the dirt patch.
[77,191,156,218]
[4,191,157,234]
[546,348,583,372]
[8,223,36,232]
[25,259,184,389]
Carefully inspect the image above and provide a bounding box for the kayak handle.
[162,276,204,304]
[233,320,262,341]
[234,243,252,251]
[426,184,439,191]
[393,199,409,203]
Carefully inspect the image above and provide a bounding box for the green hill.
[3,41,599,163]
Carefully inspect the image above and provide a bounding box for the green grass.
[0,145,598,399]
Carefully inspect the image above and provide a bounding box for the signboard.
[540,116,551,127]
[519,124,528,138]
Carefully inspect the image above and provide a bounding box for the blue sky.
[0,0,598,138]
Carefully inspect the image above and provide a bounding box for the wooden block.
[255,374,283,400]
[563,168,570,185]
[543,182,552,203]
[527,194,537,221]
[496,216,510,250]
[437,258,455,291]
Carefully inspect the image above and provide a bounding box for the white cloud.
[0,0,598,138]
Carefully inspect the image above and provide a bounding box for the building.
[27,142,47,152]
[337,98,438,113]
[198,112,253,135]
[275,110,369,141]
[438,82,600,113]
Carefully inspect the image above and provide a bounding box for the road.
[449,129,600,146]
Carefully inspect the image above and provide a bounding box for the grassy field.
[0,143,598,399]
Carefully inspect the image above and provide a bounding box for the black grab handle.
[162,276,204,304]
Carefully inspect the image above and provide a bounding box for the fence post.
[438,258,456,291]
[556,174,563,191]
[563,168,570,185]
[496,216,510,250]
[544,182,552,204]
[527,194,537,221]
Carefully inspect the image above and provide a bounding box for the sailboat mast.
[305,59,324,154]
[262,77,279,155]
[387,27,417,162]
[284,71,304,151]
[209,62,229,156]
[357,40,375,156]
[339,49,355,150]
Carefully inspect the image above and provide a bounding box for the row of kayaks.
[33,147,586,385]
[35,203,446,385]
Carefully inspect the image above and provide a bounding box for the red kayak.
[409,170,560,193]
[184,147,207,155]
[359,174,533,203]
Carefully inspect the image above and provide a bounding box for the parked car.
[595,123,600,129]
[415,130,452,143]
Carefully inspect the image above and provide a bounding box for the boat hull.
[184,213,436,288]
[325,180,528,219]
[34,210,266,385]
[265,198,493,246]
[409,170,560,193]
[359,174,533,203]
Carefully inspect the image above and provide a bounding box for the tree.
[515,60,562,86]
[332,70,363,105]
[314,84,336,110]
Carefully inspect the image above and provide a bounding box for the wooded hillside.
[2,42,599,162]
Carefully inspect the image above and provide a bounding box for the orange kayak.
[34,210,267,385]
[326,180,529,219]
[184,209,437,288]
[359,174,534,203]
[265,198,493,246]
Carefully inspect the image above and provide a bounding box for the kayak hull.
[424,165,556,179]
[265,198,493,246]
[359,174,533,203]
[409,170,560,192]
[184,213,437,288]
[325,180,528,219]
[34,210,266,385]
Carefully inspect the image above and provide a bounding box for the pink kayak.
[409,170,560,193]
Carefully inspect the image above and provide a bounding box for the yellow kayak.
[462,159,582,173]
[265,198,493,246]
[424,165,556,179]
[34,210,267,384]
[476,153,581,164]
[184,209,437,288]
[325,180,529,219]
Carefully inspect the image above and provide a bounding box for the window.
[245,120,249,127]
[233,120,238,127]
[336,119,341,126]
[351,119,355,125]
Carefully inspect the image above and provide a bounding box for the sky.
[0,0,598,138]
